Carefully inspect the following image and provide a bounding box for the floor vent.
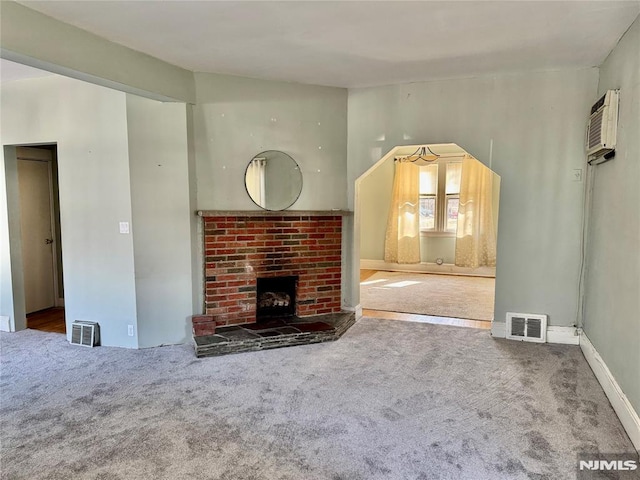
[70,321,100,347]
[506,313,547,343]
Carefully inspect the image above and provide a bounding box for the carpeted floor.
[361,271,495,321]
[0,318,635,480]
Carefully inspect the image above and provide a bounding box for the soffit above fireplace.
[197,210,353,217]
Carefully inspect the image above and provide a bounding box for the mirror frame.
[244,150,303,211]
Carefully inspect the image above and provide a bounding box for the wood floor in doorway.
[363,309,491,330]
[27,307,65,334]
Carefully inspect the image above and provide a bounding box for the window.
[419,160,462,233]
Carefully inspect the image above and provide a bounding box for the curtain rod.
[394,153,468,161]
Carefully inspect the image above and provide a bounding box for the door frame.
[1,143,62,332]
[16,146,63,308]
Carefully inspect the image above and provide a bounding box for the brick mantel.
[199,213,346,329]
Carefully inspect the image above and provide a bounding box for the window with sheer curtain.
[384,160,421,264]
[419,160,462,234]
[455,157,497,268]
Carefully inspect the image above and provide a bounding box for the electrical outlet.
[128,325,134,336]
[119,222,130,234]
[572,169,583,182]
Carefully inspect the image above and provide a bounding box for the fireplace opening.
[256,276,298,321]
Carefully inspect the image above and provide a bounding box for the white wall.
[1,75,139,347]
[193,73,348,210]
[348,69,599,326]
[126,94,194,348]
[583,16,640,415]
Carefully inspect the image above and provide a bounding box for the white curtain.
[455,157,497,268]
[384,160,421,264]
[246,158,266,205]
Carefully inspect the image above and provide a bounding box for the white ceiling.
[14,1,640,88]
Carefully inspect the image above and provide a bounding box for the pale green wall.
[193,73,348,211]
[422,237,456,264]
[0,1,195,103]
[191,73,350,309]
[1,75,139,348]
[359,157,393,260]
[583,16,640,414]
[126,94,195,348]
[347,69,599,326]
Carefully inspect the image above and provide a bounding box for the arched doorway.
[356,143,500,328]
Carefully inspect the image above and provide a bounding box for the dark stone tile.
[293,322,334,333]
[275,326,302,335]
[194,312,356,358]
[216,328,261,341]
[244,319,287,330]
[194,335,228,346]
[256,330,282,338]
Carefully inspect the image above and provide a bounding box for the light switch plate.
[119,222,130,234]
[572,169,583,182]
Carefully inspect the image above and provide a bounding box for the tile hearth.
[193,312,356,358]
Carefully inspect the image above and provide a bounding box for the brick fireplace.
[195,211,348,335]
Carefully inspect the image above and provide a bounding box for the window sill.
[420,231,456,238]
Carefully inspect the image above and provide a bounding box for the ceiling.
[0,59,53,83]
[12,1,640,88]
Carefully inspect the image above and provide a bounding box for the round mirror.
[245,150,303,211]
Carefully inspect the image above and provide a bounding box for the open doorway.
[357,144,499,328]
[16,145,65,334]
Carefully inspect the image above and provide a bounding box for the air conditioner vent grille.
[511,317,526,337]
[588,110,604,149]
[526,319,542,339]
[506,313,547,343]
[70,321,100,347]
[586,90,619,157]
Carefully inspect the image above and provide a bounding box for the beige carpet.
[361,270,495,321]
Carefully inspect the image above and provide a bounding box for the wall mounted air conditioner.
[70,321,100,347]
[586,89,619,159]
[506,313,547,343]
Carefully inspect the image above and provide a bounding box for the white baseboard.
[546,326,580,345]
[360,259,495,278]
[342,304,363,320]
[0,315,13,332]
[579,330,640,452]
[490,322,579,345]
[491,321,506,338]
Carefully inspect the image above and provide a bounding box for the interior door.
[17,154,56,313]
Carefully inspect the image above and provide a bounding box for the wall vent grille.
[70,321,100,347]
[506,313,547,343]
